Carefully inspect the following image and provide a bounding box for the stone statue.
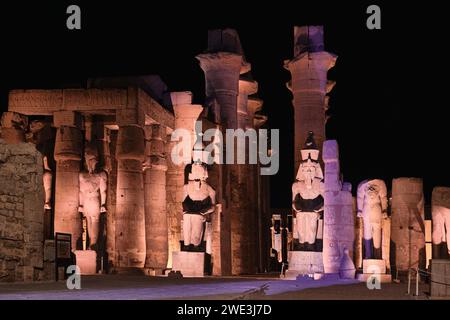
[432,187,450,258]
[43,156,52,210]
[291,132,324,248]
[357,179,388,259]
[78,144,107,250]
[182,143,216,251]
[27,120,54,210]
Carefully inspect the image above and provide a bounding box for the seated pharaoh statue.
[78,144,107,251]
[181,143,216,252]
[291,132,324,251]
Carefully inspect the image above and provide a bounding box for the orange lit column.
[284,26,337,175]
[165,92,203,268]
[115,88,146,269]
[53,111,83,251]
[143,124,168,274]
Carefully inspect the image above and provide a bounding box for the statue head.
[84,143,99,174]
[188,140,209,187]
[296,131,323,187]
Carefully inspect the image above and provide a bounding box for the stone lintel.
[53,111,83,128]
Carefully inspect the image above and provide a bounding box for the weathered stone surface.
[322,140,355,274]
[284,251,324,279]
[391,178,425,272]
[0,140,45,282]
[172,251,206,277]
[144,124,168,272]
[74,250,97,275]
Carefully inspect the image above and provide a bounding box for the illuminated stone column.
[391,178,425,274]
[0,111,28,144]
[196,27,251,129]
[196,29,252,275]
[143,124,168,274]
[115,88,146,269]
[227,79,259,274]
[322,140,354,274]
[166,91,203,268]
[53,111,83,251]
[284,26,337,175]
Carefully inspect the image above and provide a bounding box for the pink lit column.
[53,111,83,250]
[284,26,337,175]
[143,124,168,274]
[115,88,146,269]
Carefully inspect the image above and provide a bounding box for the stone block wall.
[0,139,45,282]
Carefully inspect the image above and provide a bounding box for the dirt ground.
[0,274,439,300]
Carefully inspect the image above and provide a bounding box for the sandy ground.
[0,274,438,300]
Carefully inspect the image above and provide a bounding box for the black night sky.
[0,1,448,208]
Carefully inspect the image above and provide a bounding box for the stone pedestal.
[430,259,450,297]
[284,251,324,279]
[74,250,97,275]
[356,259,391,283]
[171,251,208,277]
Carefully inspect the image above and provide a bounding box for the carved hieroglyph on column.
[143,124,168,274]
[166,91,203,269]
[431,187,450,258]
[391,178,425,273]
[322,140,354,274]
[53,111,83,250]
[115,90,146,269]
[284,26,337,175]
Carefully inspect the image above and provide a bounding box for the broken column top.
[207,28,244,55]
[201,28,250,74]
[293,25,325,57]
[322,139,339,163]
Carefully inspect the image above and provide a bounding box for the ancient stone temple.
[0,28,271,281]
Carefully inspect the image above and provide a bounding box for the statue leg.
[183,214,192,246]
[88,215,100,249]
[372,222,382,259]
[432,208,444,250]
[297,213,305,244]
[363,216,373,259]
[43,171,52,210]
[305,212,317,245]
[190,215,205,247]
[444,208,450,255]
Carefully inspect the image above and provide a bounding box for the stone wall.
[0,139,45,282]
